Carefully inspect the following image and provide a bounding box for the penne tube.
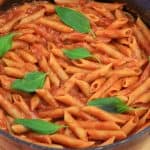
[12,124,28,134]
[111,114,131,123]
[2,58,24,68]
[107,18,128,29]
[4,67,25,78]
[12,40,29,50]
[130,108,147,118]
[107,68,142,78]
[39,56,60,87]
[115,63,150,96]
[72,59,101,70]
[23,63,38,72]
[77,120,120,130]
[94,53,126,67]
[85,64,112,82]
[36,89,58,107]
[56,73,84,95]
[86,13,100,23]
[18,50,37,63]
[18,9,45,25]
[43,76,51,89]
[127,36,142,59]
[5,52,24,63]
[64,111,88,141]
[30,95,40,111]
[96,28,132,39]
[66,106,96,121]
[49,53,69,81]
[0,14,25,33]
[50,134,94,148]
[114,43,133,57]
[128,78,150,104]
[38,108,64,119]
[88,2,124,11]
[40,3,55,13]
[92,6,115,20]
[31,43,49,59]
[48,42,65,59]
[65,66,89,74]
[55,0,79,5]
[104,79,123,96]
[37,18,73,32]
[133,25,150,55]
[0,1,149,148]
[92,43,125,59]
[100,136,115,146]
[60,32,93,42]
[75,79,90,97]
[87,129,126,140]
[136,17,150,42]
[134,91,150,104]
[17,28,35,35]
[27,133,51,144]
[122,76,138,88]
[17,33,41,43]
[90,78,106,94]
[138,110,150,128]
[82,106,125,123]
[55,94,83,107]
[0,95,25,118]
[115,9,127,19]
[12,94,31,116]
[121,117,138,135]
[90,75,119,99]
[0,109,8,131]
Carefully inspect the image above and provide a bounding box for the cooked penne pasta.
[37,18,73,32]
[64,111,88,141]
[92,43,125,59]
[87,129,126,140]
[50,134,94,148]
[0,95,25,118]
[82,106,125,123]
[0,0,149,149]
[128,78,150,104]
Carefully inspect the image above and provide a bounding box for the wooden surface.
[0,135,149,150]
[126,136,150,150]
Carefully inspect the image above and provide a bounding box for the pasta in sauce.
[0,0,149,149]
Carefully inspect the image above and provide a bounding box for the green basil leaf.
[11,71,46,93]
[88,97,130,113]
[0,33,16,57]
[56,6,91,33]
[64,47,92,59]
[14,119,64,135]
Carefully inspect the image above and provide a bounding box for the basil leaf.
[14,119,64,135]
[11,71,46,93]
[64,47,92,59]
[56,6,91,33]
[88,97,130,113]
[0,33,15,57]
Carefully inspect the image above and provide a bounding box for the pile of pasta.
[0,0,149,149]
